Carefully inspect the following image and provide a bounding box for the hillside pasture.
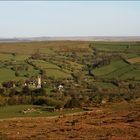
[14,54,29,61]
[91,42,140,53]
[105,65,134,79]
[93,58,140,80]
[92,81,117,89]
[31,60,61,70]
[93,60,129,76]
[0,68,26,82]
[31,60,72,78]
[45,69,72,78]
[123,53,140,59]
[0,53,13,60]
[121,69,140,80]
[0,68,15,82]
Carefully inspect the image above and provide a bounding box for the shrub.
[33,96,46,105]
[8,96,20,105]
[0,96,7,106]
[22,86,31,95]
[20,96,32,104]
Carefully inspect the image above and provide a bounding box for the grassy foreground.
[0,100,139,140]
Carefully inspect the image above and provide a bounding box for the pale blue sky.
[0,1,140,38]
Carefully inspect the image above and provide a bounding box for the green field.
[46,69,72,78]
[121,69,140,80]
[0,68,26,82]
[0,105,84,119]
[93,60,129,76]
[32,60,72,78]
[91,42,140,52]
[32,60,61,69]
[0,53,13,60]
[92,81,117,89]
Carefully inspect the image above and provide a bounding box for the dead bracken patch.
[0,102,139,140]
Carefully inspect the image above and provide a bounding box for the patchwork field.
[0,41,140,83]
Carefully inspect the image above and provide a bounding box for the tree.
[9,88,18,97]
[22,86,31,95]
[31,49,41,59]
[12,53,16,57]
[40,69,46,76]
[86,64,94,77]
[2,81,15,88]
[129,83,135,90]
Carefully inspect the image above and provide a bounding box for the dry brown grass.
[0,41,92,55]
[127,57,140,64]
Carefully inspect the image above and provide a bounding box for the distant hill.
[0,36,140,42]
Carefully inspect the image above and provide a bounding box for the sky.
[0,1,140,38]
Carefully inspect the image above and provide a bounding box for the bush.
[0,88,5,95]
[33,96,64,108]
[2,81,15,88]
[15,71,19,77]
[93,95,102,103]
[45,97,64,107]
[32,88,46,96]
